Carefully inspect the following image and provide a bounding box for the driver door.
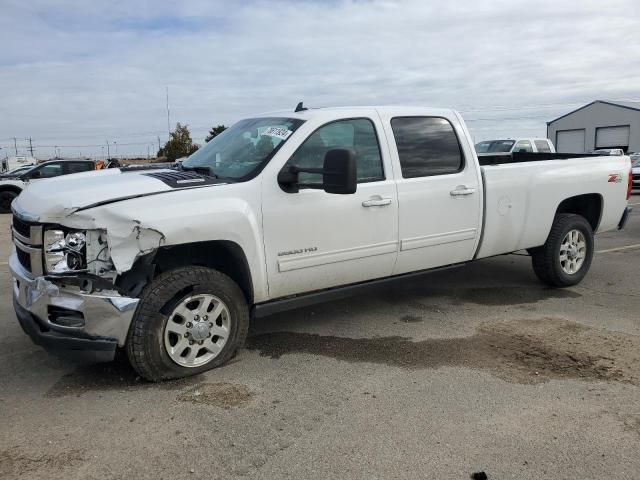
[261,115,399,299]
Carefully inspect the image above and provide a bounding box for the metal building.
[547,100,640,154]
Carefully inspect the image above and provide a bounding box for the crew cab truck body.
[10,106,632,381]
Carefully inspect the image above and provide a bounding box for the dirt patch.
[0,447,84,479]
[176,383,254,409]
[246,318,640,385]
[399,315,423,323]
[46,359,200,398]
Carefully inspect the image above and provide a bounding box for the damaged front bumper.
[10,248,139,362]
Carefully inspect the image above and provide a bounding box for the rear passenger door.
[378,110,483,275]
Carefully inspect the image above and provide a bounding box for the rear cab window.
[390,117,464,178]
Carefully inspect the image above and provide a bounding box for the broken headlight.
[44,229,87,273]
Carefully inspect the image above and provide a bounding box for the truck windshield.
[475,140,515,153]
[182,117,304,180]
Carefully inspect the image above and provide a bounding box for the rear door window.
[391,117,464,178]
[66,162,94,174]
[534,140,551,152]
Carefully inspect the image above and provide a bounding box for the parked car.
[0,158,96,213]
[9,106,632,381]
[475,138,555,156]
[592,148,625,156]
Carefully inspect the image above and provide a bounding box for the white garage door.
[596,125,630,149]
[556,129,585,153]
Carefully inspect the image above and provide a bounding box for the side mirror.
[278,149,357,194]
[321,149,357,194]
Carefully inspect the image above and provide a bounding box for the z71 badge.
[608,173,623,183]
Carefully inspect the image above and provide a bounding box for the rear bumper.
[618,206,632,230]
[9,248,139,362]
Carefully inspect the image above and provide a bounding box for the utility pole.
[166,86,171,136]
[24,137,34,157]
[12,137,18,155]
[157,136,161,154]
[106,141,110,159]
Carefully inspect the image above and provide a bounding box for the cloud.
[1,0,639,157]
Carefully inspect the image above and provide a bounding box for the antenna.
[295,102,308,113]
[166,86,171,135]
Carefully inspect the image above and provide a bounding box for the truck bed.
[475,155,631,259]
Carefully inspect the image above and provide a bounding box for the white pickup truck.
[10,106,632,381]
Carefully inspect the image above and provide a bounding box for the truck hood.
[12,168,222,222]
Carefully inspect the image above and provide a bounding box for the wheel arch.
[117,240,254,304]
[554,193,602,231]
[0,184,23,195]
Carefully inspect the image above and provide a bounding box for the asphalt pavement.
[1,197,639,480]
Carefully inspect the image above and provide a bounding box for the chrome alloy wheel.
[559,229,587,275]
[163,294,230,368]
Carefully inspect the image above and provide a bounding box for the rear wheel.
[530,213,594,287]
[0,190,18,213]
[126,266,249,382]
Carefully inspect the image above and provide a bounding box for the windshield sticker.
[261,126,292,140]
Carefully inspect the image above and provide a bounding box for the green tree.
[205,125,227,142]
[157,123,199,161]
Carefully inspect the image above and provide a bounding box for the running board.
[251,262,466,318]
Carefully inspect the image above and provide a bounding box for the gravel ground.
[1,198,639,480]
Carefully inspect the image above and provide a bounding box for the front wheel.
[126,267,249,381]
[530,213,594,287]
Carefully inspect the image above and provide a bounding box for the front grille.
[12,215,43,275]
[16,247,31,272]
[12,215,32,239]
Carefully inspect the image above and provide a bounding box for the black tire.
[126,266,249,382]
[0,190,18,213]
[531,213,594,287]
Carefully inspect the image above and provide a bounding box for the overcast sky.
[1,0,639,158]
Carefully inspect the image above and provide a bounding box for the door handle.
[450,186,476,196]
[362,196,392,207]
